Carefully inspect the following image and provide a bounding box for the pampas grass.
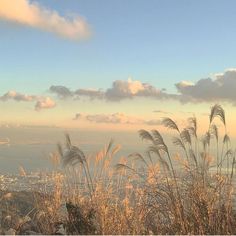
[115,104,236,234]
[21,104,236,234]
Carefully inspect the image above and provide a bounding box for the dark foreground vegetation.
[1,104,236,235]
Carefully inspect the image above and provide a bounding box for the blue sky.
[1,0,236,94]
[1,0,236,134]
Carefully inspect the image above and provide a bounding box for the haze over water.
[0,127,147,174]
[1,125,235,175]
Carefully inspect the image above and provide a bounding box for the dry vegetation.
[1,104,236,235]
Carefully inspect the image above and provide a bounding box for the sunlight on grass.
[1,104,236,234]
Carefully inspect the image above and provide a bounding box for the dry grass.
[8,104,236,235]
[133,104,236,234]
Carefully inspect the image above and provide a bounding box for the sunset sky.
[1,0,236,135]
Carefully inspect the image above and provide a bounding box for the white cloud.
[74,112,142,124]
[0,90,56,111]
[105,78,165,101]
[50,78,176,101]
[50,69,236,105]
[0,91,36,101]
[35,97,56,111]
[74,112,161,126]
[0,0,91,40]
[175,68,236,104]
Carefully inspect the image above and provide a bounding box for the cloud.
[35,97,56,111]
[50,68,236,105]
[0,0,91,40]
[86,113,131,124]
[153,110,172,115]
[74,112,161,126]
[73,113,83,120]
[144,119,162,126]
[50,78,176,101]
[175,69,236,104]
[0,91,36,101]
[0,90,56,111]
[74,112,142,124]
[105,78,169,101]
[0,123,58,129]
[75,89,104,100]
[50,85,104,100]
[49,85,73,99]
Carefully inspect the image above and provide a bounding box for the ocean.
[0,126,235,175]
[0,127,146,174]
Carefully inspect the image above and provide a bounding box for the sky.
[1,0,236,136]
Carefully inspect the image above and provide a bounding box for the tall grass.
[30,104,236,234]
[125,104,236,234]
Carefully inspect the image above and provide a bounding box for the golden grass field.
[1,104,236,235]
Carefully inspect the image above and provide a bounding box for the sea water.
[0,126,146,174]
